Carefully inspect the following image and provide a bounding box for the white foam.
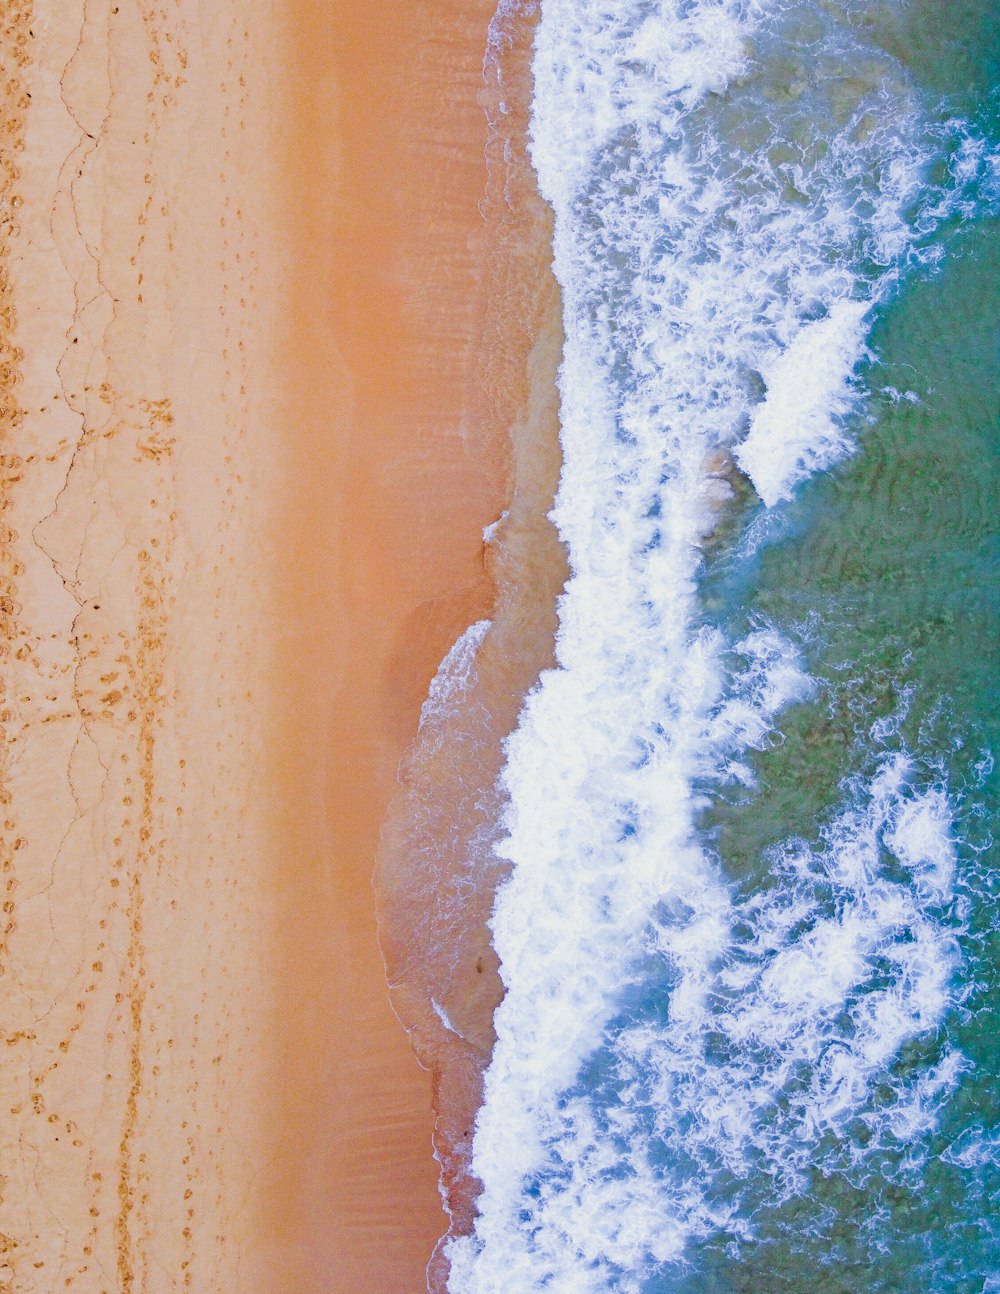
[701,626,814,782]
[432,997,464,1038]
[885,786,957,903]
[942,1126,1000,1171]
[736,299,871,505]
[418,619,491,738]
[445,0,986,1287]
[455,760,965,1290]
[482,511,507,544]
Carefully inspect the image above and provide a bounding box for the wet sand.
[373,5,567,1286]
[1,1,520,1290]
[259,1,515,1290]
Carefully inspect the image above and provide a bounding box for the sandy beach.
[0,1,535,1290]
[260,1,521,1290]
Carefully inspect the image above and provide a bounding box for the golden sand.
[0,1,551,1290]
[258,1,515,1289]
[1,3,281,1287]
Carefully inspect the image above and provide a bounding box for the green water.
[706,214,1000,861]
[619,5,999,1287]
[692,90,1000,1294]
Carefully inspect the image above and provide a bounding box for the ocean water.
[444,1,1000,1291]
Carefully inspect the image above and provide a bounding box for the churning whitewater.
[446,1,1000,1290]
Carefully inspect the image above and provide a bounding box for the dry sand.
[0,1,524,1290]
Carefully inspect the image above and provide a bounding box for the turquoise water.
[684,208,1000,1294]
[705,214,1000,853]
[446,2,1000,1290]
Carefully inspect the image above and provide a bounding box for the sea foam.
[419,619,492,741]
[446,0,992,1287]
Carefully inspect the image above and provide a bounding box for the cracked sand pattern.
[0,0,532,1288]
[0,4,277,1288]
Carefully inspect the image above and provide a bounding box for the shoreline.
[373,3,567,1284]
[0,2,543,1290]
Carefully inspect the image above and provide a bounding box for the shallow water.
[443,1,1000,1290]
